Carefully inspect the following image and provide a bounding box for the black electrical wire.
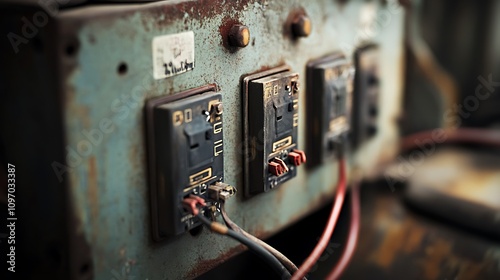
[196,213,292,279]
[220,203,303,277]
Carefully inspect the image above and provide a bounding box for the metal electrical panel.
[0,0,405,278]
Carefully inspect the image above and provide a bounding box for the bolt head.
[292,15,311,37]
[228,24,250,48]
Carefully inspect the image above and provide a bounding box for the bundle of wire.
[185,201,292,279]
[291,158,347,280]
[220,203,302,277]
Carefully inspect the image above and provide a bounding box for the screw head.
[292,15,311,37]
[213,102,223,115]
[228,24,250,48]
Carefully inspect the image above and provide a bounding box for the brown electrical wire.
[326,183,361,280]
[220,203,302,277]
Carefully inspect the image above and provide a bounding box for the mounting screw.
[213,102,223,115]
[228,24,250,48]
[292,14,311,37]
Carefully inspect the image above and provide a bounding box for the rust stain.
[403,223,425,254]
[421,239,452,279]
[185,245,245,278]
[368,197,425,268]
[458,263,485,280]
[148,0,252,30]
[361,192,498,279]
[419,237,490,280]
[369,222,405,268]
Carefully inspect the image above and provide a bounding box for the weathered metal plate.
[341,185,500,280]
[2,0,404,279]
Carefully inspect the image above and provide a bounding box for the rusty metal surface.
[2,0,404,279]
[402,148,500,237]
[342,185,500,280]
[357,139,500,279]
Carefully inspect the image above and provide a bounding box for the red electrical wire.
[291,158,347,280]
[326,183,361,280]
[317,128,500,279]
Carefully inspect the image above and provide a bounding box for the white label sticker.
[152,31,195,80]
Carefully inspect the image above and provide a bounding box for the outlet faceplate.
[352,44,380,147]
[242,66,304,197]
[307,53,354,167]
[146,85,224,241]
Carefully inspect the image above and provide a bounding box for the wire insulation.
[291,158,347,280]
[326,183,361,280]
[220,203,301,276]
[196,213,292,279]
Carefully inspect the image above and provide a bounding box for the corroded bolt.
[228,24,250,47]
[292,14,311,37]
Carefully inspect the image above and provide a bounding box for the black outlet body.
[146,85,224,241]
[352,44,380,147]
[242,66,300,197]
[307,53,353,167]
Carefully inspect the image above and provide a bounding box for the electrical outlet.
[307,53,354,167]
[352,44,380,147]
[146,85,226,241]
[242,66,306,197]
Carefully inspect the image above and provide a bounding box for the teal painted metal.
[50,0,405,278]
